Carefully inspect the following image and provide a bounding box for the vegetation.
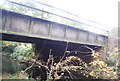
[107,27,120,79]
[2,41,34,60]
[105,48,120,80]
[2,41,34,79]
[1,41,119,80]
[0,0,51,20]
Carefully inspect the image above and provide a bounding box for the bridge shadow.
[2,33,103,63]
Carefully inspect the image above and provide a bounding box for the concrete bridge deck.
[1,9,108,46]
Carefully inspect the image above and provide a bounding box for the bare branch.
[59,42,69,62]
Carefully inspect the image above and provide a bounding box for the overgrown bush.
[2,41,34,76]
[1,41,119,80]
[105,47,120,79]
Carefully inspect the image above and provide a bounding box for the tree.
[0,0,51,20]
[110,27,118,37]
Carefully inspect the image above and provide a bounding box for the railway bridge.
[0,1,108,62]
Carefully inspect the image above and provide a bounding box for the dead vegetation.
[21,45,118,80]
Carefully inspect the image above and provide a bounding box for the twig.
[23,63,35,73]
[84,44,94,53]
[47,49,54,80]
[36,40,46,56]
[65,69,77,79]
[66,51,92,57]
[23,57,49,71]
[47,49,53,66]
[59,42,69,62]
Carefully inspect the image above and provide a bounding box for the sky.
[36,0,119,31]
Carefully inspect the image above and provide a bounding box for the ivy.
[2,41,35,61]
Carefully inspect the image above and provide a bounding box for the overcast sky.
[37,0,119,30]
